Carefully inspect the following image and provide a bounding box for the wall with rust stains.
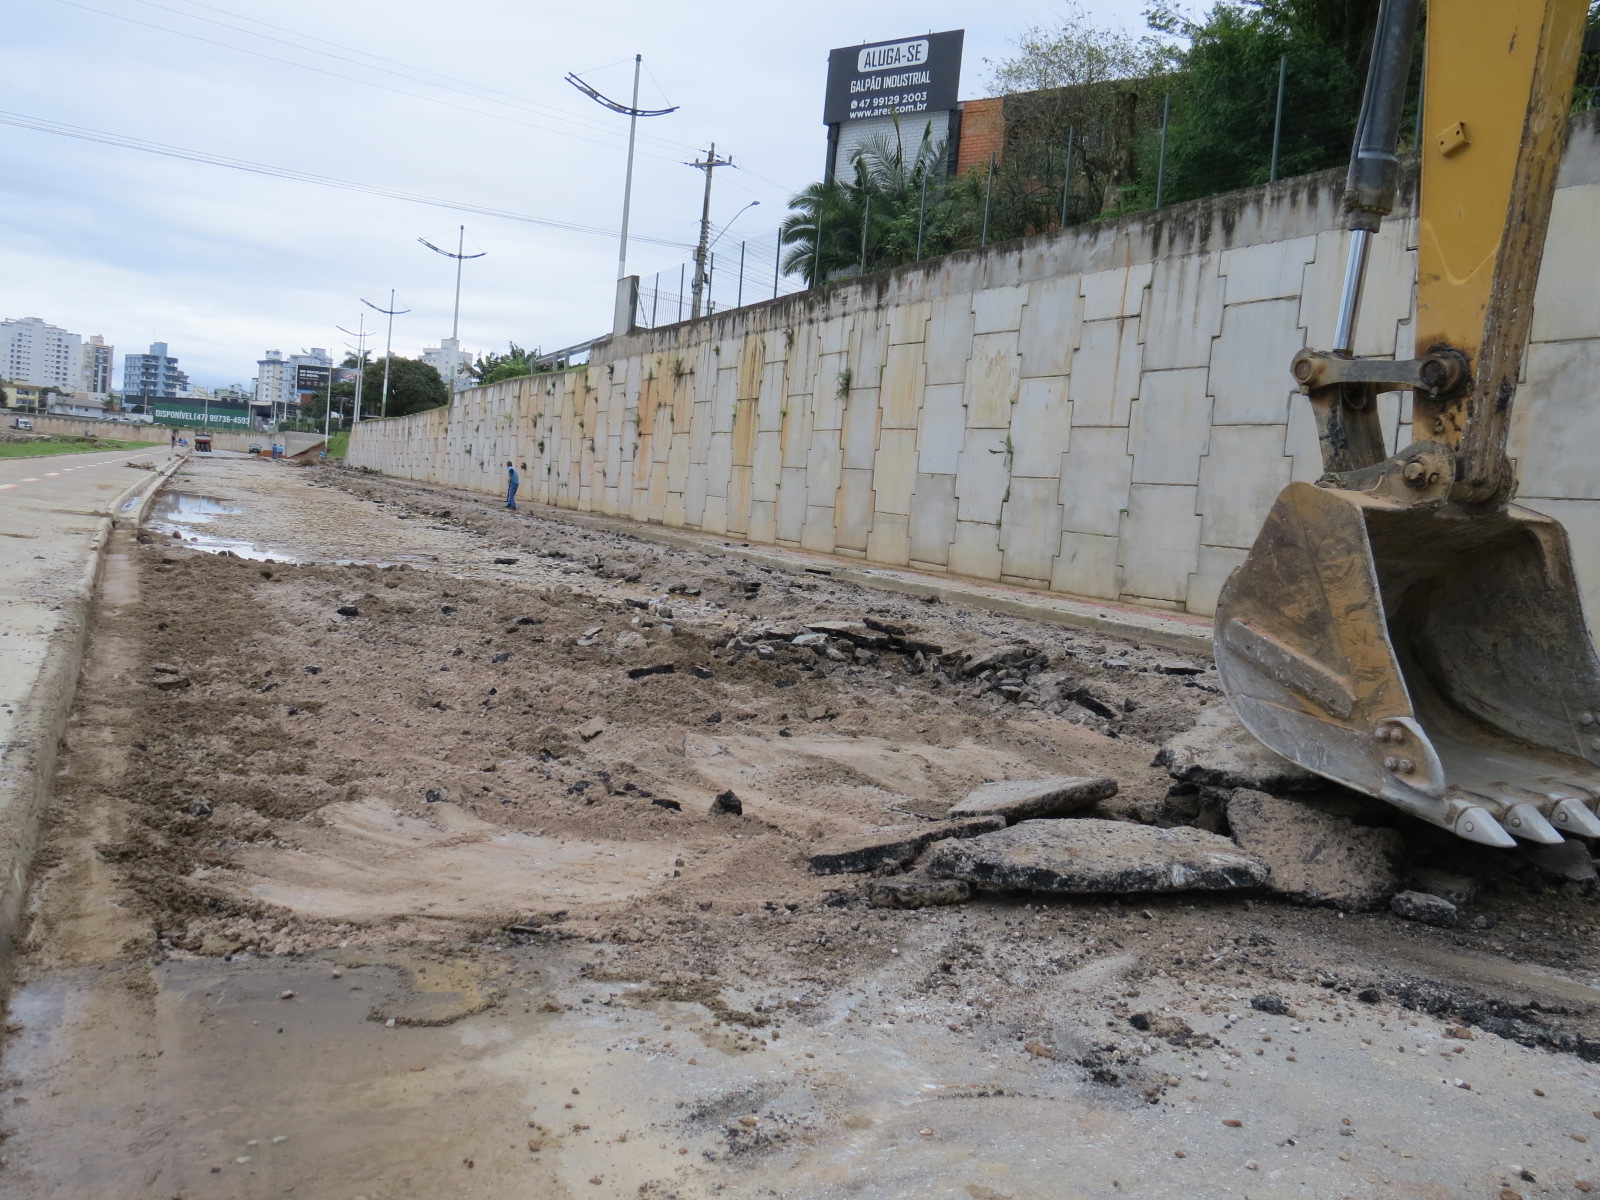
[349,113,1600,621]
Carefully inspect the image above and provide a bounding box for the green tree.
[780,121,954,285]
[473,343,536,385]
[1143,2,1388,206]
[360,356,447,418]
[987,3,1177,214]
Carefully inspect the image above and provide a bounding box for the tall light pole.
[418,225,485,399]
[337,316,372,425]
[566,57,678,281]
[361,291,408,419]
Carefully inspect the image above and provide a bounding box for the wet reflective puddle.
[149,491,292,561]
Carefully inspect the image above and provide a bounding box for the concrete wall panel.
[347,116,1600,620]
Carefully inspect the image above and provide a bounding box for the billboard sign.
[823,30,963,125]
[295,364,332,394]
[148,400,252,429]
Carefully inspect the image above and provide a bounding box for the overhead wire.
[50,0,698,165]
[0,108,698,250]
[121,0,707,156]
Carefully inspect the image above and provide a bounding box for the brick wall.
[955,97,1005,176]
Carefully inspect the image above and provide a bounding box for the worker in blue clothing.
[504,460,519,510]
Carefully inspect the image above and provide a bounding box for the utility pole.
[418,225,485,399]
[361,291,408,419]
[337,316,372,425]
[688,143,734,319]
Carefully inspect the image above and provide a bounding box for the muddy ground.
[4,452,1600,1199]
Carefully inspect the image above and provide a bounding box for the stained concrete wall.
[350,113,1600,620]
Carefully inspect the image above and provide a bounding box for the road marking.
[0,484,14,490]
[20,478,39,483]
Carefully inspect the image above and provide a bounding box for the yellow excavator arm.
[1215,0,1598,848]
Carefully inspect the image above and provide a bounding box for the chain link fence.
[634,227,810,329]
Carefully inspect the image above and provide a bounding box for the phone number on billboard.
[849,91,929,113]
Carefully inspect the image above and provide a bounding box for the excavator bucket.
[1215,481,1600,847]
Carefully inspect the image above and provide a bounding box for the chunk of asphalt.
[1154,705,1321,792]
[1390,889,1459,928]
[867,876,973,909]
[809,817,1004,875]
[626,663,677,680]
[1408,867,1480,908]
[924,819,1268,894]
[1226,789,1404,911]
[803,621,889,650]
[947,776,1118,823]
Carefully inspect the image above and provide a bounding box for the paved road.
[0,446,176,761]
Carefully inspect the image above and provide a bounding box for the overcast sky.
[3,0,1152,388]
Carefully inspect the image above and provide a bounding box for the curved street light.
[567,56,679,281]
[418,225,485,397]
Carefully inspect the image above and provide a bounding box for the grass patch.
[324,431,350,460]
[0,438,151,459]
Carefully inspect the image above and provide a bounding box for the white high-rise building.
[422,337,472,392]
[255,347,332,420]
[255,350,291,412]
[2,317,83,390]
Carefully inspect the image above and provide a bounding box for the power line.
[129,0,708,156]
[51,0,697,166]
[0,108,697,249]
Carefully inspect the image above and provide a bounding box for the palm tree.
[780,119,951,287]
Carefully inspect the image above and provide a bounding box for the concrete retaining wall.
[350,113,1600,619]
[13,414,325,457]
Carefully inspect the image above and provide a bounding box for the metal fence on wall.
[634,227,810,330]
[628,28,1453,328]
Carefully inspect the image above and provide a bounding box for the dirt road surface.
[4,453,1600,1199]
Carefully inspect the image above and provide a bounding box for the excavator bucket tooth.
[1501,801,1565,844]
[1451,805,1517,849]
[1550,796,1600,838]
[1216,481,1600,843]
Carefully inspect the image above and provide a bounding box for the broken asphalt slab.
[1154,704,1320,792]
[924,818,1268,894]
[946,776,1118,823]
[1226,788,1404,910]
[808,817,1004,875]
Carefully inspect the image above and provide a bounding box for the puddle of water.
[150,492,240,523]
[148,490,296,562]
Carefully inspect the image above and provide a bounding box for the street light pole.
[566,57,679,282]
[361,291,409,419]
[418,226,485,399]
[619,56,641,278]
[337,316,371,426]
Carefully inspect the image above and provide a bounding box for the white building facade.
[422,337,472,392]
[80,334,114,397]
[2,317,83,390]
[255,347,332,420]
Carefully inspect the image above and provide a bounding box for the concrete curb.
[0,452,185,967]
